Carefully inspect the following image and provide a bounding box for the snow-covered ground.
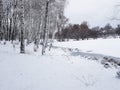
[53,38,120,58]
[0,38,120,90]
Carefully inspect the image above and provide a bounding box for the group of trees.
[56,22,120,41]
[0,0,67,54]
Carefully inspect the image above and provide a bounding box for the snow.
[0,38,120,90]
[53,38,120,58]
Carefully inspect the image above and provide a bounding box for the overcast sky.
[65,0,120,27]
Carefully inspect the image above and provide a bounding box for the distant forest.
[55,22,120,41]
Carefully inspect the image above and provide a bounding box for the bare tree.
[19,0,25,53]
[0,0,3,40]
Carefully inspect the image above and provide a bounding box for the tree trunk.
[0,0,3,40]
[20,0,25,53]
[42,1,49,55]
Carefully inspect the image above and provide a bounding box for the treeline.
[55,21,120,41]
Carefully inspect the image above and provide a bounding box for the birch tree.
[19,0,25,53]
[0,0,3,40]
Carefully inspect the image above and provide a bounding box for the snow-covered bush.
[116,71,120,79]
[33,45,38,52]
[104,63,110,68]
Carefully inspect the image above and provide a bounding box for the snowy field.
[0,38,120,90]
[53,38,120,58]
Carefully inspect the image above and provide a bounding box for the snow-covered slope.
[0,39,120,90]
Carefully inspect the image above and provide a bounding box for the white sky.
[65,0,120,27]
